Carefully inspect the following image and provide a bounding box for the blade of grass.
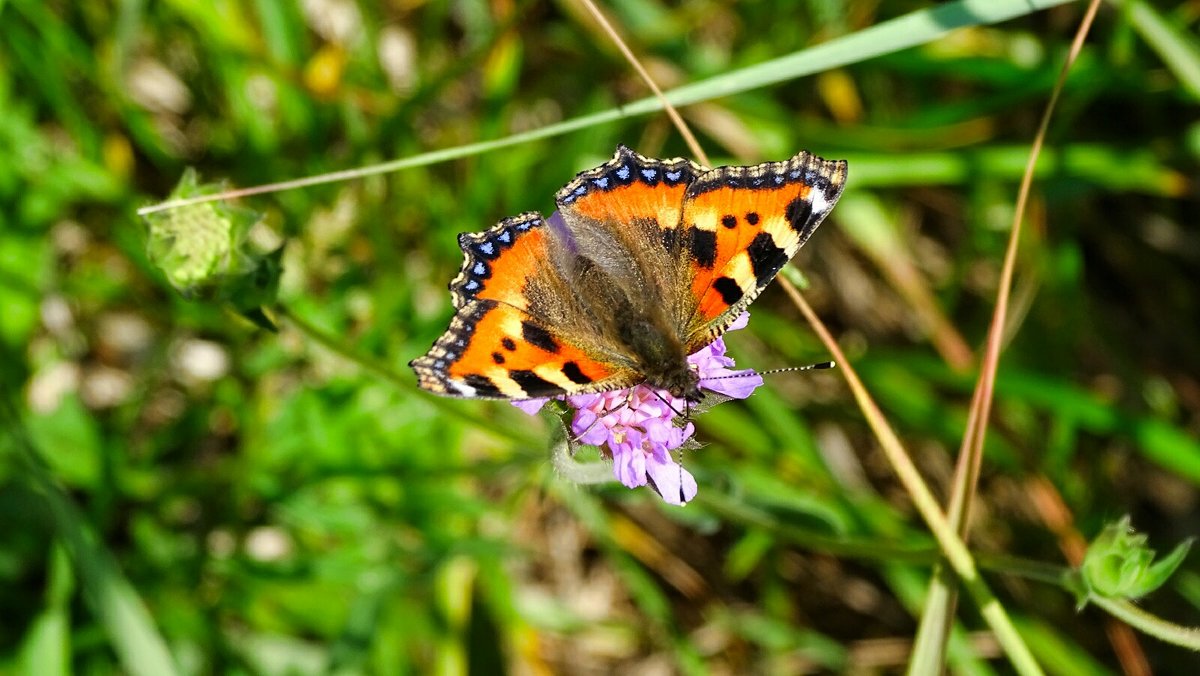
[17,545,72,676]
[869,357,1200,484]
[1011,618,1119,676]
[910,2,1111,673]
[779,270,1045,676]
[584,0,1044,669]
[1120,0,1200,100]
[840,145,1186,195]
[1,398,180,676]
[137,0,1074,215]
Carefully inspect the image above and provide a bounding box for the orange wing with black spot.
[677,152,847,351]
[410,298,640,398]
[410,211,642,399]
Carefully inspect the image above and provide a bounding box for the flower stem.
[549,436,614,485]
[1089,596,1200,651]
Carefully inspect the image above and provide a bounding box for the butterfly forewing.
[448,212,545,310]
[554,145,704,235]
[677,152,847,351]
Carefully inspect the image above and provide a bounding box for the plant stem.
[549,437,614,485]
[780,275,1045,676]
[911,0,1110,671]
[1090,596,1200,651]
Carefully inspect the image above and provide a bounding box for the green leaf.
[25,395,103,488]
[1121,0,1200,101]
[1136,538,1195,599]
[0,232,50,348]
[17,546,72,676]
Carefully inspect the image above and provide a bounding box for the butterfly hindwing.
[410,298,642,399]
[678,151,847,350]
[413,208,644,399]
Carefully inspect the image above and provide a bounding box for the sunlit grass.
[2,0,1199,673]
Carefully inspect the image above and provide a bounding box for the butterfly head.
[645,358,705,404]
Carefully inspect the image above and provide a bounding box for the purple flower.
[694,312,763,398]
[514,312,763,505]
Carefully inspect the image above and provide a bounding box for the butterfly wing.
[552,146,846,354]
[411,298,642,398]
[412,147,846,399]
[676,151,847,351]
[411,212,643,399]
[555,145,704,236]
[546,146,720,394]
[552,145,706,327]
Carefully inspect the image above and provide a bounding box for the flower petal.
[645,452,698,506]
[571,409,614,446]
[565,393,602,410]
[727,311,751,332]
[612,435,648,488]
[699,368,763,399]
[512,398,549,415]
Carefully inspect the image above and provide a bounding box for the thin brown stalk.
[779,274,1043,675]
[945,0,1108,567]
[957,0,1103,599]
[958,0,1103,543]
[912,1,1150,673]
[577,0,710,166]
[584,0,1040,669]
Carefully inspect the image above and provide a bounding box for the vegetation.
[2,0,1198,673]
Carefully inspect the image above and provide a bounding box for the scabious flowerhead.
[514,312,763,505]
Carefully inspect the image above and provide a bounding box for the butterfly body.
[410,146,846,401]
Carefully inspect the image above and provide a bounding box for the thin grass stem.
[779,274,1045,676]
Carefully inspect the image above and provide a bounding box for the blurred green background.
[2,0,1198,673]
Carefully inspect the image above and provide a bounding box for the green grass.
[1,0,1199,673]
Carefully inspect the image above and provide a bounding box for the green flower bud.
[1078,516,1192,606]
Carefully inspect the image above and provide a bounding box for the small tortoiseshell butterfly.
[410,146,847,402]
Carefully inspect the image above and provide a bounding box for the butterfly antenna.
[676,448,688,504]
[703,361,836,382]
[757,361,836,376]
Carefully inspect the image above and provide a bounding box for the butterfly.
[409,145,846,403]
